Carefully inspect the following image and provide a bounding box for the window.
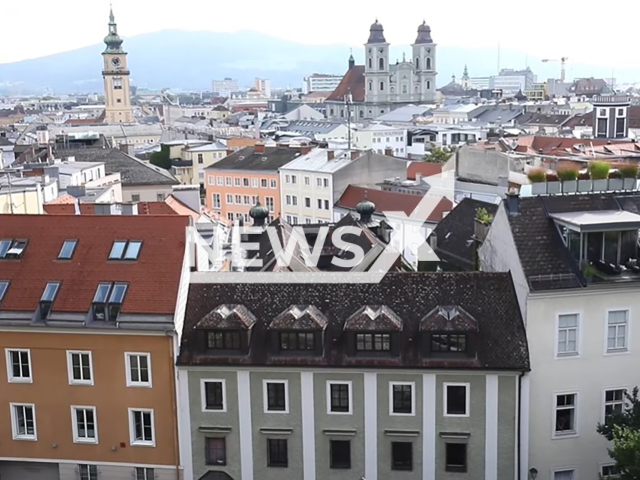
[131,194,140,202]
[379,57,385,70]
[390,382,414,415]
[212,194,221,209]
[243,178,249,187]
[243,195,250,205]
[78,465,98,480]
[0,239,27,259]
[292,196,298,206]
[264,381,288,413]
[207,175,214,186]
[553,470,575,480]
[605,389,626,417]
[226,177,232,186]
[304,197,311,208]
[380,81,385,91]
[286,195,292,206]
[328,382,351,414]
[235,194,242,204]
[445,443,466,472]
[557,314,579,357]
[129,409,155,446]
[232,177,240,187]
[135,467,155,480]
[92,283,127,321]
[72,406,97,443]
[554,393,577,436]
[202,380,226,411]
[323,178,329,188]
[267,438,288,467]
[11,403,36,440]
[601,465,620,479]
[217,176,224,186]
[67,351,93,385]
[266,197,275,212]
[330,440,351,469]
[109,240,142,260]
[607,310,628,352]
[6,349,31,383]
[226,194,233,204]
[304,176,310,186]
[415,57,420,69]
[227,212,234,221]
[260,178,268,188]
[431,334,467,353]
[392,442,413,471]
[252,195,259,205]
[444,383,469,416]
[206,437,226,465]
[207,331,241,350]
[197,153,204,164]
[125,353,152,387]
[251,178,258,188]
[0,281,8,303]
[58,240,78,259]
[324,199,329,210]
[39,281,60,319]
[316,178,322,187]
[291,175,297,185]
[279,332,314,351]
[270,179,277,188]
[356,333,391,351]
[317,199,322,209]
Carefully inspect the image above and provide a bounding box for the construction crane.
[542,57,569,82]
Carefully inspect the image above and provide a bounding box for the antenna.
[497,41,501,73]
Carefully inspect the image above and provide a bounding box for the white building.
[303,73,344,93]
[212,78,239,97]
[480,192,640,480]
[255,78,272,98]
[431,104,485,125]
[353,123,407,156]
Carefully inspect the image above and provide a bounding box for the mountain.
[1,30,639,95]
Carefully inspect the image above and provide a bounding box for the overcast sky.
[1,0,637,70]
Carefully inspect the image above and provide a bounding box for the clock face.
[111,57,121,67]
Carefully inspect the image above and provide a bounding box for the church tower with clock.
[102,8,134,124]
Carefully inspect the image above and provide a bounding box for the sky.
[1,0,638,71]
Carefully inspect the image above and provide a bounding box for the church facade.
[102,9,135,124]
[326,20,437,121]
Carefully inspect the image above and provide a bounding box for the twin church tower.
[101,8,134,124]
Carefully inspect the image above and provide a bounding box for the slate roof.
[516,112,570,127]
[54,148,178,186]
[504,193,640,290]
[420,305,479,332]
[196,304,257,330]
[473,106,524,124]
[178,272,530,371]
[326,66,366,103]
[206,146,302,172]
[430,198,498,270]
[269,305,329,330]
[0,214,189,315]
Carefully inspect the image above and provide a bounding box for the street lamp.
[529,467,538,479]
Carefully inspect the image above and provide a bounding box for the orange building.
[204,144,307,222]
[0,214,190,480]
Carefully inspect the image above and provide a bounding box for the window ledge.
[8,378,33,384]
[259,428,292,435]
[13,435,37,441]
[384,429,420,437]
[552,431,578,440]
[605,349,629,355]
[199,426,232,434]
[130,441,155,447]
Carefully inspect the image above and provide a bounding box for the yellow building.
[524,83,547,101]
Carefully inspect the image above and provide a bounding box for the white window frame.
[605,308,630,355]
[71,405,98,444]
[389,381,416,416]
[217,176,224,186]
[201,378,227,413]
[602,387,628,422]
[124,352,152,388]
[10,403,37,440]
[5,348,32,383]
[600,463,620,479]
[443,382,470,418]
[263,379,289,414]
[552,468,577,480]
[326,381,353,415]
[552,391,579,439]
[555,312,581,359]
[129,408,155,447]
[66,350,94,386]
[226,194,233,205]
[270,179,277,189]
[207,175,215,186]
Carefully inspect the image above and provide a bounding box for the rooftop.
[279,148,354,173]
[326,66,365,103]
[206,146,304,172]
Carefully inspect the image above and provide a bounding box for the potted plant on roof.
[528,168,547,195]
[474,207,494,242]
[608,169,623,191]
[618,163,639,190]
[589,160,610,192]
[546,172,561,195]
[557,162,579,194]
[577,171,592,192]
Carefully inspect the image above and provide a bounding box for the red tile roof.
[0,215,189,314]
[336,185,453,221]
[63,118,102,126]
[44,201,179,216]
[326,66,365,103]
[407,162,443,180]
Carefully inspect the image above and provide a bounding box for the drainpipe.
[167,332,181,480]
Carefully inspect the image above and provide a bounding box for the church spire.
[104,7,124,54]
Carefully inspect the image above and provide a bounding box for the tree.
[597,387,640,479]
[150,145,171,170]
[424,144,456,164]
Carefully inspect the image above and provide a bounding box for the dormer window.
[92,282,128,321]
[268,305,327,356]
[196,304,256,355]
[109,240,143,260]
[0,281,9,304]
[420,305,478,359]
[39,282,60,319]
[431,334,467,353]
[207,331,241,350]
[0,239,27,259]
[58,240,78,260]
[356,333,391,352]
[344,305,403,357]
[280,332,315,351]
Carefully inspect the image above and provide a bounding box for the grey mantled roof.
[420,305,479,332]
[473,106,525,124]
[367,20,386,44]
[178,272,530,371]
[196,304,257,330]
[414,21,433,44]
[207,146,304,172]
[430,198,498,271]
[55,148,178,186]
[281,120,345,135]
[344,305,403,331]
[269,305,329,330]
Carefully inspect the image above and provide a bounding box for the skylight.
[58,240,78,260]
[92,282,128,321]
[109,240,143,260]
[39,281,61,319]
[0,281,9,302]
[0,239,28,259]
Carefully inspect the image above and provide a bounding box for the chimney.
[299,145,312,155]
[171,185,201,213]
[119,144,134,156]
[121,203,139,215]
[384,147,394,156]
[350,150,359,160]
[327,150,335,161]
[415,173,423,183]
[226,148,234,157]
[254,143,266,154]
[505,189,520,216]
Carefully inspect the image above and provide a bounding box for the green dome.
[356,198,376,218]
[103,8,125,53]
[249,202,269,224]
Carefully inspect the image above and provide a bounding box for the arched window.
[368,58,372,69]
[427,81,431,90]
[390,86,395,94]
[359,110,364,118]
[379,57,385,70]
[380,81,384,91]
[415,57,420,69]
[368,81,373,91]
[426,57,432,70]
